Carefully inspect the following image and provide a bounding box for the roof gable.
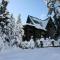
[26,15,56,31]
[26,15,46,31]
[27,15,43,26]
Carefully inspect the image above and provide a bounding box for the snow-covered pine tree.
[14,14,24,47]
[6,14,16,47]
[0,0,11,49]
[43,0,60,39]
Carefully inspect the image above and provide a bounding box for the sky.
[0,0,48,24]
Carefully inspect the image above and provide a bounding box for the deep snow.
[0,47,60,60]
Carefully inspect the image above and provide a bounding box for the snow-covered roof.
[27,15,43,25]
[26,15,56,31]
[26,15,48,31]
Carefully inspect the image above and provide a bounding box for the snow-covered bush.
[43,38,51,47]
[20,37,35,49]
[35,37,60,48]
[36,39,40,48]
[54,41,59,46]
[29,38,35,49]
[20,41,30,49]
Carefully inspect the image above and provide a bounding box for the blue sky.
[1,0,48,24]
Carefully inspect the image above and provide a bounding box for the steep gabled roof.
[26,15,56,31]
[26,15,46,31]
[27,15,43,26]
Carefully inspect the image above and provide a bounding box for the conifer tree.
[14,14,24,47]
[0,0,11,49]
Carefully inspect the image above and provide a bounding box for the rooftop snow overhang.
[23,23,47,31]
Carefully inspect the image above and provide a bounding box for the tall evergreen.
[0,0,11,49]
[14,14,24,47]
[44,0,60,39]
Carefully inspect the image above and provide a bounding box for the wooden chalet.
[23,15,58,40]
[23,15,47,41]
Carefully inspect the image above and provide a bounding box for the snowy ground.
[0,47,60,60]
